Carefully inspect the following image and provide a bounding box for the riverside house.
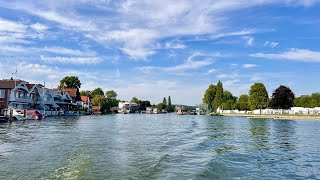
[6,80,31,110]
[0,79,24,114]
[81,96,92,113]
[0,78,82,114]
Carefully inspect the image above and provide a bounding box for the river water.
[0,114,320,179]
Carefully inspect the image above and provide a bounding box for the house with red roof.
[81,96,92,113]
[0,79,25,113]
[59,88,82,110]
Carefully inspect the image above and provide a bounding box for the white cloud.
[31,23,49,32]
[40,56,103,64]
[264,41,279,48]
[164,42,187,49]
[210,29,257,39]
[0,45,26,53]
[0,18,27,33]
[243,36,254,46]
[250,48,320,62]
[41,46,94,56]
[207,69,217,74]
[1,0,318,60]
[249,75,263,82]
[217,73,239,79]
[100,28,158,60]
[137,52,214,73]
[0,45,93,55]
[243,64,258,68]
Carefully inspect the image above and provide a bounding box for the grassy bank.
[221,113,320,120]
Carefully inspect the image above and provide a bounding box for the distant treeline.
[203,81,320,111]
[294,93,320,108]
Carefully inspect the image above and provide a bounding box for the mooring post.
[9,109,13,122]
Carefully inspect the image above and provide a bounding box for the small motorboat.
[63,111,80,117]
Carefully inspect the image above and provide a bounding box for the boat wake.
[48,153,91,180]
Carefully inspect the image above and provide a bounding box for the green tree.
[156,103,165,110]
[105,90,117,99]
[202,84,217,110]
[139,100,151,111]
[92,88,104,98]
[162,97,167,110]
[310,93,320,107]
[270,85,295,109]
[60,76,81,89]
[294,93,320,108]
[249,83,269,110]
[163,97,167,105]
[92,95,105,106]
[213,80,224,110]
[166,96,174,112]
[80,90,93,99]
[131,97,139,104]
[221,91,237,110]
[238,94,250,111]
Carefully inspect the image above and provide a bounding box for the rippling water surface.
[1,114,320,179]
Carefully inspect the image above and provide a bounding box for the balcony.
[9,96,32,103]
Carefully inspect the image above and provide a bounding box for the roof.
[26,84,35,90]
[92,106,101,111]
[59,88,78,97]
[81,96,89,102]
[0,79,25,89]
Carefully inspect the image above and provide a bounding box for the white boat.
[6,108,33,120]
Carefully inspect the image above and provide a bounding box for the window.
[0,89,5,98]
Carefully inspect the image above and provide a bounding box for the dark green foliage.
[138,100,151,111]
[162,97,167,110]
[76,88,82,101]
[60,76,81,89]
[249,83,269,109]
[92,88,104,97]
[202,84,217,110]
[131,97,139,103]
[221,91,237,110]
[213,81,224,109]
[166,96,175,112]
[89,88,120,113]
[156,103,165,110]
[238,94,250,111]
[203,81,237,110]
[270,85,295,109]
[105,90,117,99]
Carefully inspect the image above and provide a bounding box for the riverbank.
[221,113,320,120]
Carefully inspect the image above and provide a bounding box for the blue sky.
[0,0,319,105]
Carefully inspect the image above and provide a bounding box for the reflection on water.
[249,119,271,151]
[1,115,320,179]
[272,120,297,152]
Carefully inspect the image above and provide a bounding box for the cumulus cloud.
[1,0,317,59]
